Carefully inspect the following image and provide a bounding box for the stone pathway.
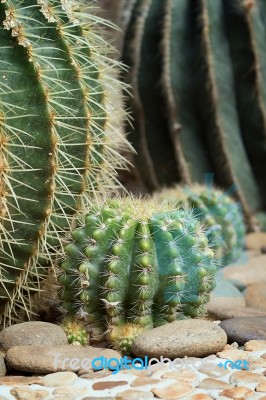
[0,341,265,399]
[0,240,265,399]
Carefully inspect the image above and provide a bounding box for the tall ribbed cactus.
[121,0,266,230]
[0,0,131,325]
[57,197,217,345]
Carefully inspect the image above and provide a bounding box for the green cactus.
[57,196,217,346]
[154,185,246,266]
[0,0,131,325]
[61,316,88,346]
[121,0,266,229]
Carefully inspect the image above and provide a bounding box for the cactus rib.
[196,0,261,228]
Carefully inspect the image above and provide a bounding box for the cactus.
[57,196,217,346]
[121,0,266,229]
[61,316,88,345]
[154,185,246,266]
[0,0,131,325]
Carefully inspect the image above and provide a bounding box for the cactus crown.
[0,0,131,325]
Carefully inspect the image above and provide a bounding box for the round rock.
[43,371,78,387]
[0,353,6,377]
[131,319,227,359]
[207,305,266,320]
[244,282,266,311]
[222,254,266,290]
[207,276,245,310]
[219,317,266,345]
[5,344,121,374]
[246,232,266,251]
[0,322,67,352]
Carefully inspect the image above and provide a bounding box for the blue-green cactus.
[154,185,246,266]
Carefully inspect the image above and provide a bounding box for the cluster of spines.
[122,0,266,229]
[57,197,217,343]
[0,0,130,325]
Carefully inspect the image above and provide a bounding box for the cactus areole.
[0,0,129,325]
[57,197,217,343]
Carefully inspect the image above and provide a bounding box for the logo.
[218,359,249,370]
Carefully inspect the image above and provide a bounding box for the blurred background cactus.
[57,197,217,346]
[154,184,246,266]
[120,0,266,230]
[0,0,131,325]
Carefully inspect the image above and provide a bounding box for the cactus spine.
[0,0,130,325]
[122,0,266,229]
[57,197,217,345]
[154,185,246,266]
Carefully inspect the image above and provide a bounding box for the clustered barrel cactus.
[122,0,266,230]
[57,197,217,346]
[0,0,131,325]
[154,185,246,266]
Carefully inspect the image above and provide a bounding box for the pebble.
[0,322,67,352]
[207,305,266,320]
[222,254,266,290]
[187,395,213,400]
[197,377,232,390]
[0,353,6,377]
[256,378,266,391]
[78,369,112,380]
[0,341,265,400]
[246,232,266,251]
[10,387,49,400]
[131,319,227,359]
[229,371,264,386]
[246,249,262,258]
[130,377,160,387]
[92,380,128,390]
[161,369,198,383]
[0,376,43,385]
[219,386,254,398]
[197,363,231,378]
[53,386,88,396]
[115,390,154,399]
[42,371,78,387]
[244,282,266,310]
[244,340,266,351]
[151,381,194,399]
[207,276,245,309]
[83,398,114,400]
[217,345,252,361]
[249,358,266,370]
[219,317,266,344]
[5,344,121,374]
